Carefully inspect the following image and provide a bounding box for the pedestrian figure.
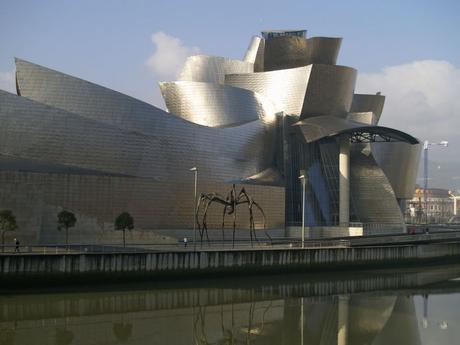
[14,238,20,253]
[183,237,188,248]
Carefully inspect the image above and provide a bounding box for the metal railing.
[0,237,351,255]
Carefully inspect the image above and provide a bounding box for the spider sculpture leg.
[221,205,227,244]
[252,200,267,243]
[201,198,215,245]
[236,187,255,246]
[195,194,207,244]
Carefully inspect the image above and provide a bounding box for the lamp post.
[423,141,448,225]
[189,167,197,250]
[299,174,306,249]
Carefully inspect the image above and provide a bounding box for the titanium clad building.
[0,29,420,243]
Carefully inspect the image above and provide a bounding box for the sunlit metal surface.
[261,35,342,72]
[225,66,311,115]
[295,116,419,144]
[371,142,422,199]
[243,36,265,72]
[350,93,386,124]
[178,55,253,84]
[15,58,169,133]
[305,37,342,65]
[301,64,357,118]
[0,90,277,182]
[243,36,260,63]
[0,89,283,238]
[159,81,276,127]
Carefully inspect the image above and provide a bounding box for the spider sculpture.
[195,184,266,247]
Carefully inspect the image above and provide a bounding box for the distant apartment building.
[406,188,457,223]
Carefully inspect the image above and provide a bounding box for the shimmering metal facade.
[0,28,421,241]
[178,55,253,84]
[225,66,311,115]
[300,64,357,119]
[350,93,386,124]
[159,81,275,127]
[371,142,422,199]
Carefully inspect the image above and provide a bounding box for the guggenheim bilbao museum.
[0,29,421,243]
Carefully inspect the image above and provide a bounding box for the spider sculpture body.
[195,184,266,247]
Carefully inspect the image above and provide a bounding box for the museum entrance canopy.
[294,116,419,144]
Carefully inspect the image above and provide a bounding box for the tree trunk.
[1,230,5,253]
[123,228,126,248]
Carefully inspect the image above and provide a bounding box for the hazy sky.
[1,0,459,165]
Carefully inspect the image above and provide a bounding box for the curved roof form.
[159,81,276,127]
[177,55,253,84]
[225,65,311,115]
[14,58,168,133]
[295,116,419,144]
[305,37,342,65]
[301,64,357,119]
[371,142,422,199]
[350,93,386,124]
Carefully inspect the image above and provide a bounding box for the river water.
[1,265,460,344]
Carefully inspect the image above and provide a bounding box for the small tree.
[115,212,134,248]
[0,210,18,253]
[57,210,77,248]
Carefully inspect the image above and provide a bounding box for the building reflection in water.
[1,265,460,344]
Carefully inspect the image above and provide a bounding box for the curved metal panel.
[263,36,308,71]
[14,58,168,133]
[243,36,265,72]
[177,55,253,84]
[371,142,422,199]
[348,111,376,125]
[0,90,147,176]
[295,116,419,144]
[243,36,261,63]
[159,81,276,127]
[305,37,342,65]
[350,149,405,232]
[301,64,357,118]
[0,89,278,184]
[351,93,386,124]
[225,66,311,115]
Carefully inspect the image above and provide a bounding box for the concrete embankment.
[1,242,460,287]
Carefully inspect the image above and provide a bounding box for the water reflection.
[1,265,460,344]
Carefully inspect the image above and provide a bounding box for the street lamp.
[299,174,306,249]
[189,167,198,250]
[423,140,448,226]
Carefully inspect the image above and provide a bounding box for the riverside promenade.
[2,232,460,288]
